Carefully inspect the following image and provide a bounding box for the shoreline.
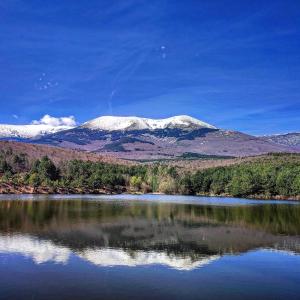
[0,183,299,201]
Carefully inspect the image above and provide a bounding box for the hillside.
[0,146,299,199]
[262,133,300,149]
[157,152,300,172]
[1,115,297,159]
[0,141,129,166]
[35,128,294,159]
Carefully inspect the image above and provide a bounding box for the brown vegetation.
[0,141,132,166]
[159,154,286,172]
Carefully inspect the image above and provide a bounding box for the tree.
[276,168,296,196]
[179,174,193,194]
[0,159,12,174]
[30,156,59,185]
[88,172,102,189]
[12,154,28,172]
[37,156,59,181]
[28,173,40,187]
[292,174,300,195]
[210,168,229,194]
[130,176,142,190]
[158,176,177,194]
[227,169,257,197]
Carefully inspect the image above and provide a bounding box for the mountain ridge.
[261,132,300,149]
[0,115,298,159]
[0,115,215,139]
[82,115,216,131]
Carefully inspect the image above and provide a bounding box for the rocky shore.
[0,182,125,195]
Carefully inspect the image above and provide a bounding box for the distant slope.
[261,133,300,149]
[0,124,73,139]
[34,127,295,159]
[160,152,300,172]
[0,141,130,166]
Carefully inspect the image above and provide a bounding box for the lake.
[0,194,299,300]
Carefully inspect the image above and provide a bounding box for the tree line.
[0,150,300,198]
[181,153,300,197]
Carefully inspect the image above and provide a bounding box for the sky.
[0,0,300,135]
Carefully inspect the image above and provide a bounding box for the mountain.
[30,115,297,159]
[82,115,216,131]
[261,132,300,150]
[0,124,73,139]
[0,115,298,159]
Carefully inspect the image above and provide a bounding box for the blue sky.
[0,0,299,135]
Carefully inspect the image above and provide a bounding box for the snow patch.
[0,115,76,138]
[82,115,216,131]
[0,124,73,138]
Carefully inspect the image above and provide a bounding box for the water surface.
[0,194,299,300]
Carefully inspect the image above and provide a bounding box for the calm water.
[0,195,300,300]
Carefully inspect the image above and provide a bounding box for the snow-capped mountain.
[82,115,216,131]
[0,115,215,139]
[0,124,73,139]
[1,114,298,159]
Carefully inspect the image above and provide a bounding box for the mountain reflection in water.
[0,197,299,270]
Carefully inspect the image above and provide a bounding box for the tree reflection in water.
[0,197,299,269]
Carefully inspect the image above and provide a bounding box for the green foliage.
[275,168,297,196]
[228,170,257,197]
[31,156,60,182]
[130,176,142,190]
[28,173,41,187]
[292,175,300,195]
[0,151,299,198]
[189,155,300,197]
[178,174,194,194]
[179,152,235,160]
[0,159,12,174]
[158,176,177,194]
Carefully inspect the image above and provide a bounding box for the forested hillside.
[0,148,299,199]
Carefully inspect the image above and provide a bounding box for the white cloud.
[32,114,76,127]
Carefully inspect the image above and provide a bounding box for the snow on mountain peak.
[0,124,73,139]
[0,115,216,139]
[0,114,76,139]
[82,115,216,131]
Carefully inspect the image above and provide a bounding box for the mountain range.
[0,115,299,160]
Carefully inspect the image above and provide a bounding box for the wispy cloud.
[0,1,299,134]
